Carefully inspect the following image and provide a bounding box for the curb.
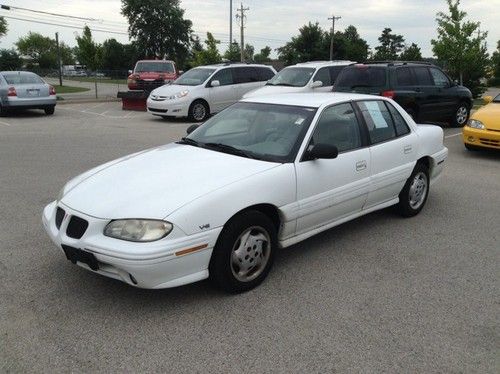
[56,97,121,105]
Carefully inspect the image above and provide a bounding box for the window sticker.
[364,102,388,129]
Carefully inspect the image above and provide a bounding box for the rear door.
[207,68,237,112]
[233,67,266,97]
[355,100,417,208]
[295,102,371,235]
[409,66,437,121]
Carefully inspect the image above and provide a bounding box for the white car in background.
[147,63,276,121]
[243,60,355,98]
[43,93,447,293]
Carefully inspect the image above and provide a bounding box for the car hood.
[472,103,500,130]
[243,85,306,98]
[151,84,193,96]
[133,72,176,79]
[61,143,279,219]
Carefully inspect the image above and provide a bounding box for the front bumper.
[42,200,221,289]
[146,97,190,118]
[463,126,500,150]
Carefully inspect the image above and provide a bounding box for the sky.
[0,0,499,59]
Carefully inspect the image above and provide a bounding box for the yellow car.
[463,94,500,150]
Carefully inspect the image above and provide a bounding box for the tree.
[121,0,192,68]
[59,42,76,65]
[373,28,405,60]
[490,41,500,86]
[244,44,254,61]
[277,22,329,65]
[0,49,22,70]
[224,41,241,61]
[400,43,422,61]
[343,25,369,61]
[0,16,7,39]
[254,46,272,63]
[75,26,101,70]
[100,38,129,74]
[431,0,489,97]
[16,32,58,69]
[193,32,221,66]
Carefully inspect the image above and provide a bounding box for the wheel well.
[460,98,472,110]
[417,156,431,171]
[190,98,210,113]
[233,204,281,233]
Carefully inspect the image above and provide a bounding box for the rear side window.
[211,68,233,86]
[429,68,450,87]
[334,66,386,89]
[385,102,410,136]
[313,67,332,86]
[395,67,415,86]
[412,67,433,85]
[357,100,396,144]
[233,67,262,84]
[2,73,44,85]
[257,67,275,81]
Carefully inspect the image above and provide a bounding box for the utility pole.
[236,3,249,62]
[229,0,233,47]
[55,32,63,87]
[328,14,341,61]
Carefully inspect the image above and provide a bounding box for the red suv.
[127,60,178,91]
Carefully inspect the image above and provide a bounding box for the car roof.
[293,60,356,68]
[0,71,38,75]
[203,63,274,69]
[136,60,175,63]
[348,61,434,68]
[241,92,380,108]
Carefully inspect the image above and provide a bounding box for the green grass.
[65,77,127,85]
[54,85,90,94]
[472,98,485,110]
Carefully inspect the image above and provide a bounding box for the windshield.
[185,102,317,162]
[266,67,315,87]
[334,66,387,89]
[174,68,216,86]
[493,94,500,103]
[2,73,44,85]
[135,62,175,73]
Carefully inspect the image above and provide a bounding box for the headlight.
[104,219,173,242]
[168,90,189,100]
[468,119,485,129]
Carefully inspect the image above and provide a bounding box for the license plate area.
[62,245,99,270]
[27,89,40,97]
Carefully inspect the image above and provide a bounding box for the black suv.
[332,61,473,127]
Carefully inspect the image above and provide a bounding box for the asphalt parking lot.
[1,102,499,373]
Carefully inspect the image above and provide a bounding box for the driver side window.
[311,103,362,153]
[211,68,233,86]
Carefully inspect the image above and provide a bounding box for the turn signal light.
[49,85,56,95]
[7,86,17,97]
[381,90,395,99]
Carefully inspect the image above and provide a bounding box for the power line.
[0,3,100,22]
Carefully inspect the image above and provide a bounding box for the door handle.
[404,145,412,154]
[356,160,367,171]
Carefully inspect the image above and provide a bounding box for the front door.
[208,68,238,112]
[295,103,371,235]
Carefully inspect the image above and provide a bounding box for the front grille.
[55,207,65,229]
[66,215,89,239]
[479,138,500,147]
[136,80,165,92]
[148,107,168,113]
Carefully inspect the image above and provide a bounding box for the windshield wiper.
[177,137,200,147]
[268,83,296,87]
[204,143,258,159]
[350,84,372,89]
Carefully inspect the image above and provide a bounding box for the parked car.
[146,63,276,121]
[332,61,473,127]
[43,93,448,293]
[243,60,354,98]
[127,60,178,91]
[0,71,56,116]
[62,64,87,77]
[463,94,500,150]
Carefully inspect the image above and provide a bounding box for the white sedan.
[43,93,448,293]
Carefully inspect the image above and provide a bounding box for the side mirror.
[178,70,184,76]
[186,124,199,134]
[211,80,220,87]
[311,80,323,88]
[304,143,338,161]
[128,70,133,75]
[483,96,493,104]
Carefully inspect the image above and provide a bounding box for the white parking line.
[58,106,139,119]
[445,132,462,139]
[0,120,11,127]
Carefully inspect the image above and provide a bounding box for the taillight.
[7,86,17,97]
[49,85,56,95]
[381,90,395,99]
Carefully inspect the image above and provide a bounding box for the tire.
[44,106,55,115]
[450,102,469,127]
[209,210,277,293]
[188,100,209,122]
[0,104,4,117]
[396,163,430,217]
